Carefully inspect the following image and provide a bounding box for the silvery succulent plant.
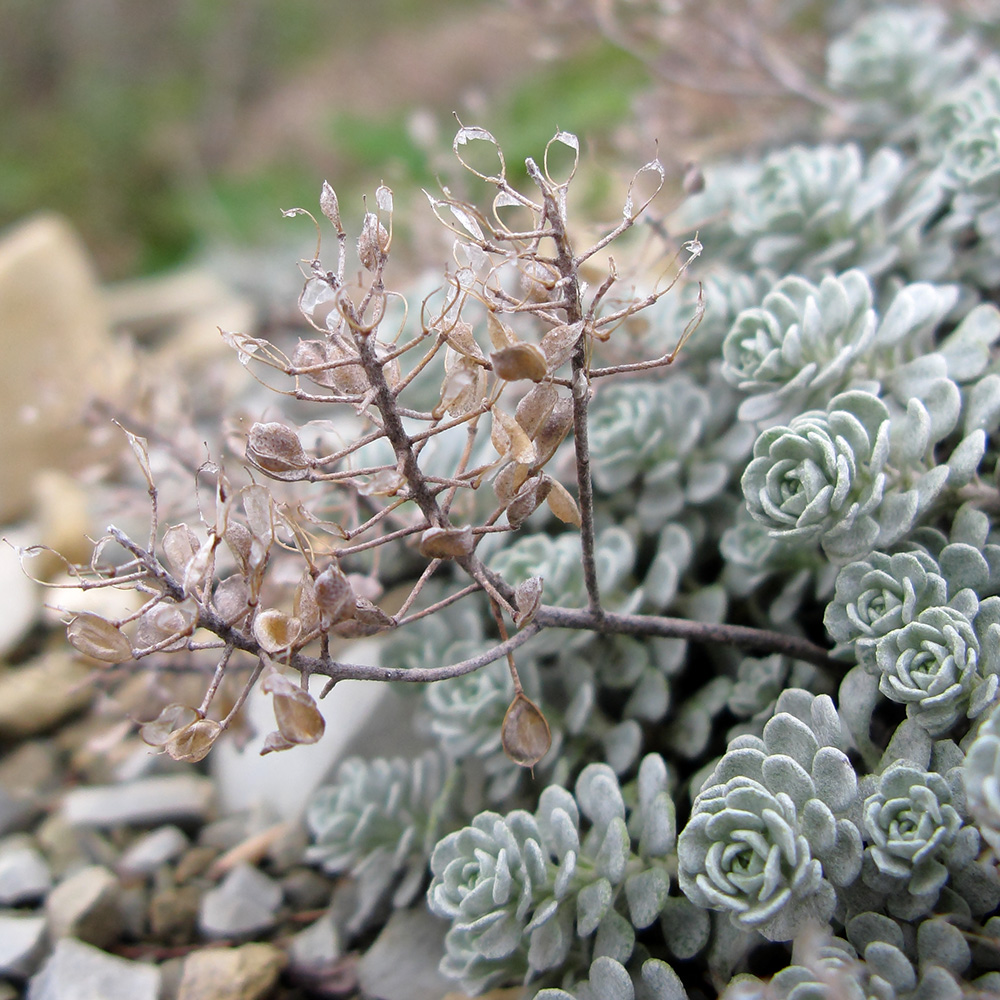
[677,691,861,941]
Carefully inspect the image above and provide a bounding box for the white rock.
[199,863,282,939]
[62,774,214,828]
[357,907,454,1000]
[287,911,342,974]
[27,938,159,1000]
[0,839,51,905]
[117,825,189,877]
[0,912,46,977]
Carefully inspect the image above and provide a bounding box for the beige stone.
[0,213,125,522]
[0,649,93,739]
[177,943,286,1000]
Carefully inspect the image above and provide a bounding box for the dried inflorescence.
[29,124,725,768]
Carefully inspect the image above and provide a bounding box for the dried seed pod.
[486,311,516,350]
[531,397,574,468]
[66,612,133,663]
[545,478,582,526]
[514,576,543,628]
[213,575,251,624]
[418,525,475,559]
[494,461,530,504]
[224,522,253,576]
[293,572,320,634]
[491,407,537,465]
[242,485,275,545]
[444,320,484,361]
[162,523,200,577]
[137,601,196,651]
[140,704,198,748]
[358,212,389,270]
[247,422,311,476]
[313,563,356,626]
[331,598,393,637]
[292,339,369,395]
[515,383,558,438]
[490,343,547,382]
[506,476,552,528]
[520,260,560,303]
[358,468,405,496]
[435,355,485,419]
[253,609,302,653]
[260,730,296,755]
[501,692,551,767]
[320,180,342,231]
[165,718,222,763]
[540,321,584,371]
[262,671,326,745]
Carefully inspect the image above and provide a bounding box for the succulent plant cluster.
[301,6,1000,997]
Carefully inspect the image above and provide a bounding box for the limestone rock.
[27,938,159,1000]
[358,907,455,1000]
[117,825,189,878]
[0,838,51,905]
[176,943,285,1000]
[0,651,94,739]
[62,774,215,828]
[45,865,122,948]
[0,911,47,978]
[0,213,125,523]
[199,863,282,939]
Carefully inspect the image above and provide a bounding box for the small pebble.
[176,943,285,1000]
[0,911,47,978]
[199,864,282,939]
[62,775,215,828]
[27,937,159,1000]
[45,865,123,948]
[118,825,189,878]
[0,838,51,905]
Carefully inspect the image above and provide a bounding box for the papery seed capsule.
[66,612,133,663]
[513,576,543,628]
[140,704,199,748]
[253,609,302,652]
[313,564,356,626]
[515,383,558,438]
[418,525,475,559]
[247,422,310,476]
[358,212,389,270]
[165,718,222,763]
[501,692,551,767]
[506,476,552,528]
[490,343,547,382]
[545,478,582,526]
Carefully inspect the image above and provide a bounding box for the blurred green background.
[1,0,649,279]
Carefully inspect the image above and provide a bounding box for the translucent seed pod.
[501,692,551,767]
[66,612,133,663]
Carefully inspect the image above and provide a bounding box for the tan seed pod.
[260,730,297,755]
[494,461,530,504]
[140,704,198,748]
[358,468,405,496]
[326,337,370,394]
[444,320,485,361]
[540,321,584,371]
[490,343,547,382]
[66,612,133,663]
[331,598,393,637]
[501,692,551,767]
[486,311,517,350]
[293,572,320,634]
[165,718,223,763]
[531,397,574,468]
[514,576,543,628]
[137,601,195,652]
[253,609,302,653]
[506,476,552,528]
[320,180,342,231]
[492,408,537,465]
[418,525,475,559]
[545,478,582,526]
[520,260,560,303]
[224,522,253,576]
[242,485,275,545]
[435,355,484,419]
[162,523,200,577]
[262,671,326,745]
[247,422,311,476]
[358,212,389,270]
[515,383,558,438]
[313,564,357,626]
[213,575,251,624]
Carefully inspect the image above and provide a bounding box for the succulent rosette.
[873,606,981,735]
[824,550,948,667]
[964,703,1000,854]
[722,270,877,424]
[741,390,890,561]
[861,763,976,919]
[677,691,861,941]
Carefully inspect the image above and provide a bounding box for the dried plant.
[23,124,835,766]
